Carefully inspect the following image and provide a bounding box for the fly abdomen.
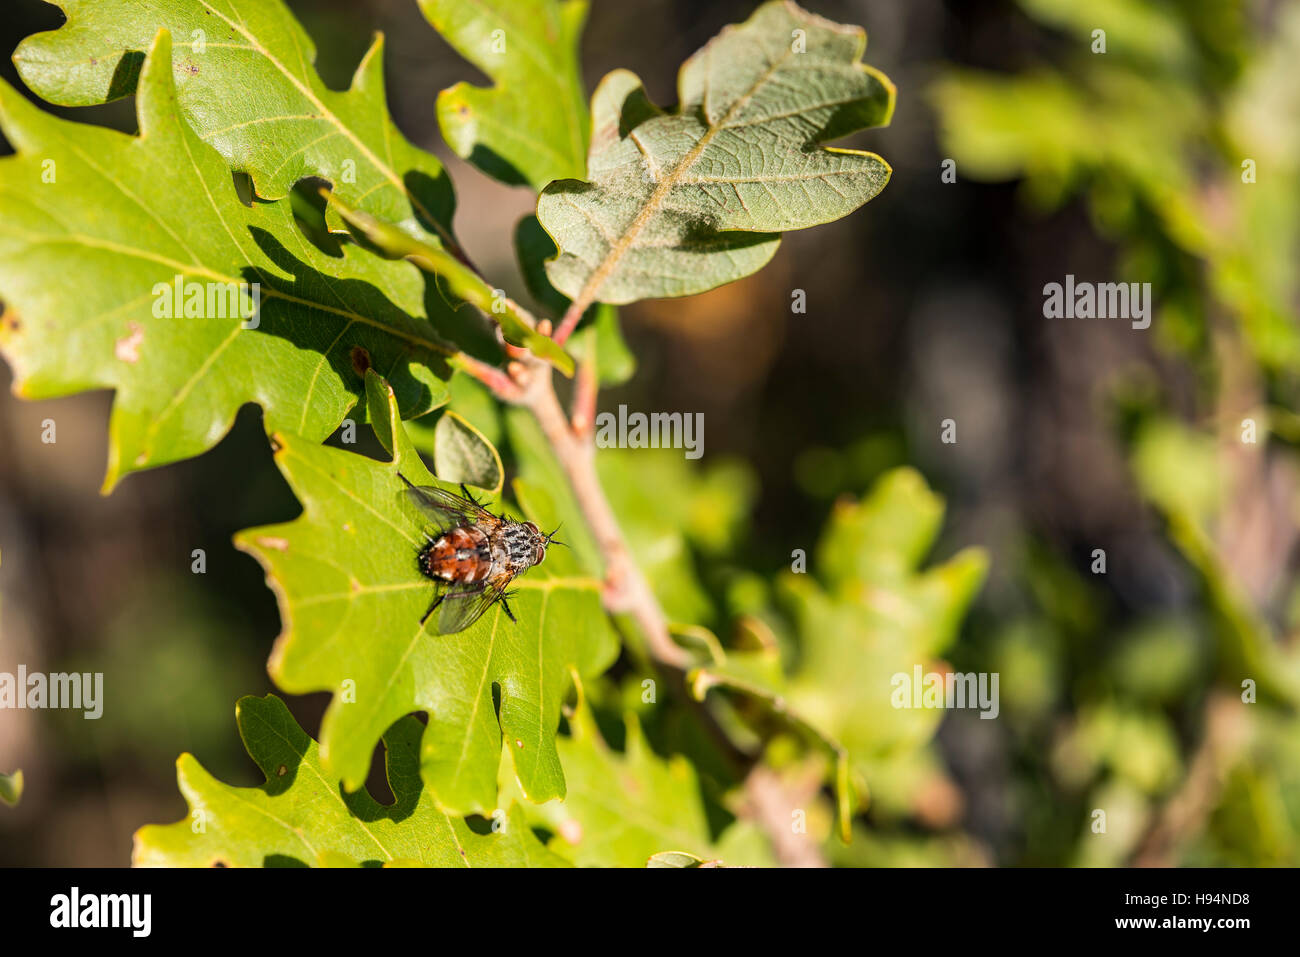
[420,524,494,583]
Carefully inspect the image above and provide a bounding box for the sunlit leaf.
[0,31,455,487]
[15,0,458,247]
[537,0,894,308]
[134,695,568,867]
[235,372,619,812]
[419,0,590,190]
[501,677,774,867]
[693,469,987,832]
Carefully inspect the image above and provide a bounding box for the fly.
[399,475,562,635]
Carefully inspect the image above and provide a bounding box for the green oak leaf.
[14,0,458,248]
[419,0,590,190]
[646,851,718,868]
[134,694,568,867]
[501,678,773,867]
[597,449,756,626]
[324,191,574,375]
[235,372,618,813]
[0,770,22,808]
[693,468,987,829]
[0,30,457,488]
[433,410,504,496]
[536,0,894,308]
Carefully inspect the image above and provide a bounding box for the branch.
[513,357,690,668]
[741,766,830,869]
[1131,693,1247,867]
[554,296,590,347]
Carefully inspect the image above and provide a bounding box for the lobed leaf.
[501,678,773,867]
[235,373,619,812]
[15,0,458,247]
[537,0,894,309]
[693,469,987,830]
[325,191,575,374]
[134,694,567,867]
[0,30,457,487]
[419,0,590,190]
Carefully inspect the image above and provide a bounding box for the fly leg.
[420,592,445,626]
[499,593,518,623]
[459,483,489,512]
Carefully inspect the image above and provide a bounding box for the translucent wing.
[399,475,496,531]
[434,576,512,635]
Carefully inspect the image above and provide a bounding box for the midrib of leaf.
[563,45,796,319]
[533,588,549,761]
[195,0,459,251]
[445,609,501,801]
[5,220,452,459]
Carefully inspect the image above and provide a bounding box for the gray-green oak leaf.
[537,0,894,310]
[134,694,567,866]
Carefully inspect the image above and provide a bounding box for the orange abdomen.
[420,524,493,584]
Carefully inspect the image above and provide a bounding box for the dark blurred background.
[3,0,1298,866]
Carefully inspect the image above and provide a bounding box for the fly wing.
[434,577,511,635]
[400,477,496,532]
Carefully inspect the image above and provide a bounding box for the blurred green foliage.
[931,0,1300,866]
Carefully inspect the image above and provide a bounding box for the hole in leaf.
[289,176,342,257]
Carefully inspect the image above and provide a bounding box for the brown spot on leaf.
[515,739,523,749]
[277,764,288,777]
[257,536,290,552]
[114,321,145,363]
[212,860,228,868]
[349,345,371,377]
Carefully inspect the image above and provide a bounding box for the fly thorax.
[503,522,542,568]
